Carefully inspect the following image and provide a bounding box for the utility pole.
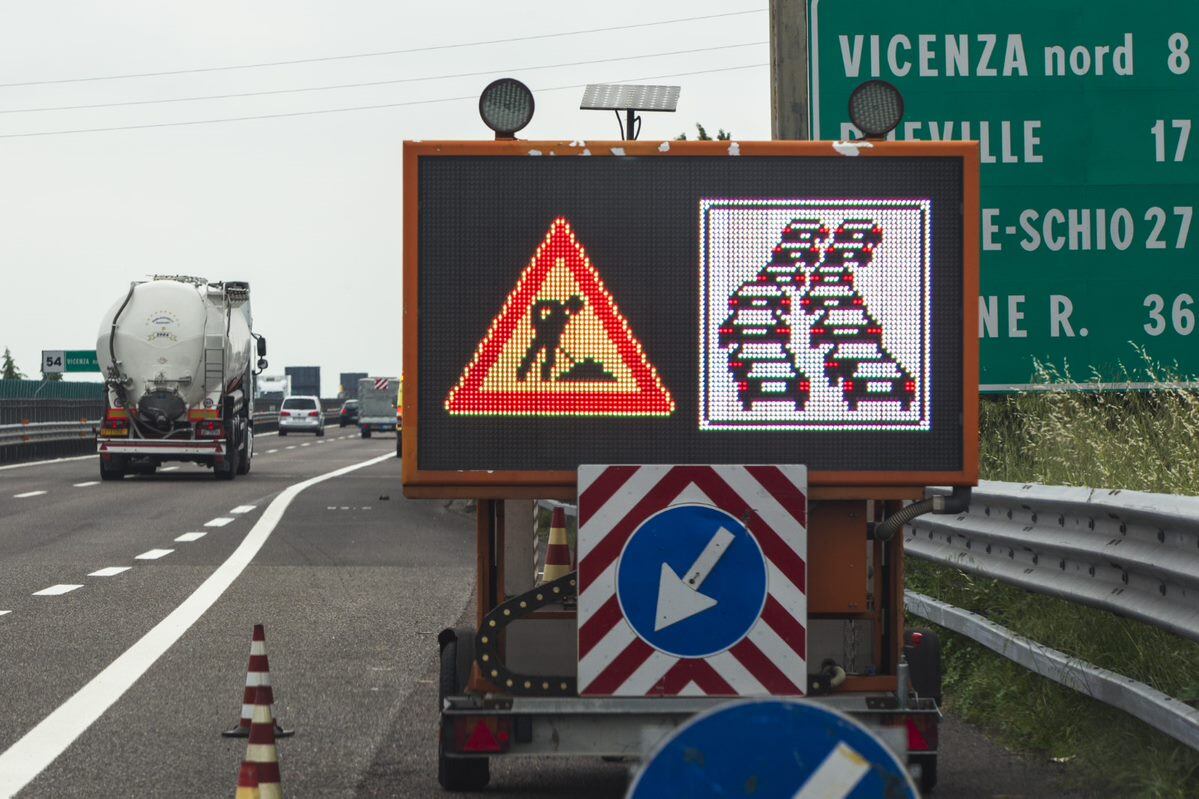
[769,0,809,140]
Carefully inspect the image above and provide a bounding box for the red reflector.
[907,718,933,751]
[911,631,924,647]
[463,720,501,753]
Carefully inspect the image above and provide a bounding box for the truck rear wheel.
[237,428,252,475]
[438,630,489,792]
[214,435,239,481]
[99,455,125,481]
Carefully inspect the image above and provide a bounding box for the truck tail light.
[452,717,511,754]
[195,420,225,439]
[100,418,129,438]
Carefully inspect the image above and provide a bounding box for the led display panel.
[404,141,978,496]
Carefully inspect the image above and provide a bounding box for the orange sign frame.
[402,140,980,499]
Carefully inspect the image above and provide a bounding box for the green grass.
[915,365,1199,796]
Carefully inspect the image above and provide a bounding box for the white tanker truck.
[95,276,267,481]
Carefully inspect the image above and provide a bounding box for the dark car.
[338,399,360,427]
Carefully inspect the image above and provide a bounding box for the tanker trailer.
[95,276,267,481]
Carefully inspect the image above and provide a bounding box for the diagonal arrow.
[654,527,735,631]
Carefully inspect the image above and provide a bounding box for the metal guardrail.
[0,419,98,448]
[905,481,1199,643]
[905,591,1199,750]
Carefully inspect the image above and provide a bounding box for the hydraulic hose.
[107,283,151,439]
[875,486,972,542]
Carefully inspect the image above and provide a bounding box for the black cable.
[0,42,765,115]
[0,63,767,139]
[613,109,625,139]
[0,9,766,89]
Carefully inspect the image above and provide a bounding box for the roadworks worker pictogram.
[445,217,674,416]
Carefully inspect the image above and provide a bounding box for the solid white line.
[32,584,82,596]
[0,455,93,472]
[135,549,173,560]
[174,532,206,542]
[13,491,47,498]
[0,451,390,795]
[159,466,179,472]
[229,505,256,515]
[88,566,131,577]
[73,481,99,488]
[204,517,233,527]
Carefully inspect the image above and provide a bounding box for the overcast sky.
[0,1,770,396]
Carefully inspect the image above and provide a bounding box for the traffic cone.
[234,762,260,799]
[541,507,573,582]
[223,624,294,738]
[243,684,283,799]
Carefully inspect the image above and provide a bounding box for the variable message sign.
[402,140,978,497]
[808,0,1198,388]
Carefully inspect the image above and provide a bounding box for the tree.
[1,348,24,380]
[675,123,732,141]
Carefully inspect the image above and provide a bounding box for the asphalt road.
[0,434,1089,797]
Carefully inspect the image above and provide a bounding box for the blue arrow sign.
[628,699,919,799]
[616,504,767,658]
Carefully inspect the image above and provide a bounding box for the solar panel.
[580,84,681,112]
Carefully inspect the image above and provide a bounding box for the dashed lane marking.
[230,505,256,515]
[266,449,278,454]
[204,517,234,527]
[0,451,392,794]
[135,549,173,560]
[0,455,93,472]
[32,585,82,597]
[174,532,206,542]
[0,611,9,617]
[301,443,311,447]
[14,491,47,499]
[88,567,131,577]
[285,445,296,450]
[73,482,99,488]
[160,466,179,472]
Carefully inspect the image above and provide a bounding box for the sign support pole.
[769,0,809,140]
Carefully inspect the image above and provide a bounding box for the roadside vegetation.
[912,361,1199,797]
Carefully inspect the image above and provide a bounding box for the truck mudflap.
[98,439,221,457]
[441,693,936,761]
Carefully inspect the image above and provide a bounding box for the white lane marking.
[229,505,256,515]
[174,532,206,542]
[792,741,870,799]
[88,566,131,577]
[301,443,311,447]
[135,549,174,560]
[0,611,10,617]
[13,491,47,498]
[266,449,278,454]
[0,455,93,472]
[32,584,82,596]
[73,481,99,488]
[159,466,179,472]
[285,445,296,450]
[0,451,391,794]
[205,517,234,527]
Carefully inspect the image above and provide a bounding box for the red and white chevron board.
[374,377,390,391]
[577,464,808,697]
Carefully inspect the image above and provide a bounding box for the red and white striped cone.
[243,684,283,799]
[541,507,573,583]
[223,624,294,738]
[234,761,260,799]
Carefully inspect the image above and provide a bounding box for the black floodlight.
[580,83,680,141]
[479,78,535,139]
[848,79,905,139]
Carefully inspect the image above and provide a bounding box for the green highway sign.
[42,349,100,374]
[808,0,1197,389]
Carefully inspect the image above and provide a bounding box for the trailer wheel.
[99,455,126,481]
[214,434,239,481]
[438,630,489,792]
[237,427,252,475]
[361,428,371,439]
[913,754,937,793]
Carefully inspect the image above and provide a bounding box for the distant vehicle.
[358,377,399,439]
[278,396,324,436]
[96,276,266,481]
[338,399,360,427]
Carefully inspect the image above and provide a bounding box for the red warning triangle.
[446,218,674,416]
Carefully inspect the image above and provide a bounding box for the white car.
[278,395,325,436]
